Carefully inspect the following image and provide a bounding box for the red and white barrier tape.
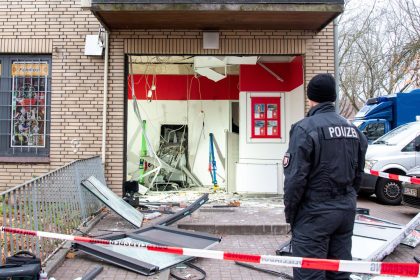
[1,226,419,277]
[365,169,420,185]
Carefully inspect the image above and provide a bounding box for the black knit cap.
[307,73,337,103]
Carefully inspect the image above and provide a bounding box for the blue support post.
[209,133,219,192]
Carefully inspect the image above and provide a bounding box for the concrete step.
[176,206,290,235]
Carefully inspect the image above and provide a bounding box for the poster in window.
[11,62,48,148]
[254,104,265,119]
[267,121,278,136]
[267,104,278,119]
[254,120,266,136]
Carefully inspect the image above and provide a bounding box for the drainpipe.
[334,19,340,113]
[102,31,109,166]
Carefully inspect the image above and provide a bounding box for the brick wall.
[305,24,335,111]
[0,1,105,191]
[0,0,335,194]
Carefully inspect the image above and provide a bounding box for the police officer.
[283,73,367,280]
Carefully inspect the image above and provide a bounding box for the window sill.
[0,157,50,164]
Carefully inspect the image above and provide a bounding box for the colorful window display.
[251,97,281,139]
[11,62,48,148]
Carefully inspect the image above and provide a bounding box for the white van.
[359,120,420,205]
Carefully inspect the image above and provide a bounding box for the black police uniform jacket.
[283,102,368,226]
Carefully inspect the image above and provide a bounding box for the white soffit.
[258,56,295,63]
[130,55,294,65]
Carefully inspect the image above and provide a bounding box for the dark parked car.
[402,166,420,209]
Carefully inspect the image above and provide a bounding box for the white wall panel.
[237,85,304,194]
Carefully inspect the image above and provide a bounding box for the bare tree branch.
[338,0,420,117]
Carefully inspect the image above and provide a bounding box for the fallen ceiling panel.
[81,176,144,228]
[194,67,226,82]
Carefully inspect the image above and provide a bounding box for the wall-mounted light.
[203,32,220,50]
[84,27,105,56]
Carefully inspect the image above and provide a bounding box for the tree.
[338,0,420,118]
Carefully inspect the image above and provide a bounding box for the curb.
[177,223,290,235]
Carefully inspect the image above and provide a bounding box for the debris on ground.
[400,229,420,248]
[210,200,241,208]
[143,212,162,220]
[158,205,173,213]
[65,250,77,259]
[137,186,282,210]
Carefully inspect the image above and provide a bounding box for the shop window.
[251,97,281,139]
[0,55,51,162]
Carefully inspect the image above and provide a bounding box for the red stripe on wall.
[128,74,240,100]
[239,56,303,92]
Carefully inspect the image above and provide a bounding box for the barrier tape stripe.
[365,169,420,185]
[1,226,419,277]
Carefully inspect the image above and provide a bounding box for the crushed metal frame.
[158,193,209,226]
[73,225,221,275]
[73,188,215,275]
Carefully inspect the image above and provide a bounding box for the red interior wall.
[239,56,303,92]
[127,56,303,100]
[128,74,240,100]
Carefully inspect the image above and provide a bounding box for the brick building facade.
[0,1,340,194]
